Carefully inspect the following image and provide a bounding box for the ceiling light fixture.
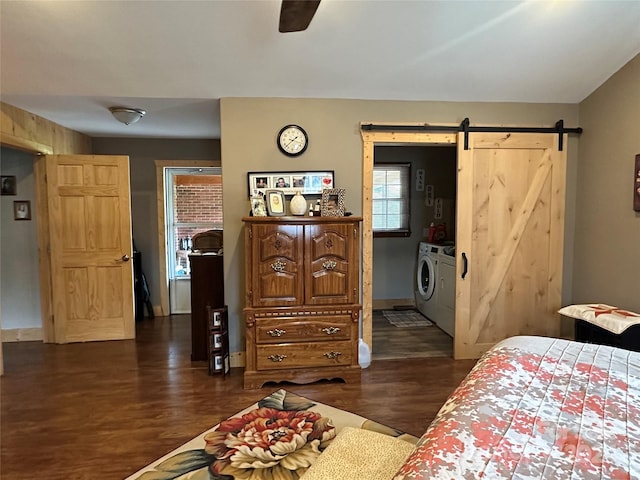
[109,107,146,125]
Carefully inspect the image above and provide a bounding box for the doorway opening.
[164,167,222,314]
[155,160,222,317]
[371,145,457,360]
[360,129,458,359]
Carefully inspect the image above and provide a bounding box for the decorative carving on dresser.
[242,216,363,389]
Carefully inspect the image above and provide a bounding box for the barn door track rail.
[361,118,582,151]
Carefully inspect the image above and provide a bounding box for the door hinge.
[249,229,253,239]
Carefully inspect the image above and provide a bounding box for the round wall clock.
[277,124,308,157]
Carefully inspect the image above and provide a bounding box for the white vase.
[290,191,307,215]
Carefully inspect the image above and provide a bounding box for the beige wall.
[220,98,580,352]
[575,54,640,311]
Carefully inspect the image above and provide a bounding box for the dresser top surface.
[242,216,362,224]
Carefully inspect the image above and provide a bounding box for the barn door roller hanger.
[361,118,582,151]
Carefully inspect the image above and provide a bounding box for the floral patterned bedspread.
[394,336,640,479]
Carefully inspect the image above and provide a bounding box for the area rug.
[126,389,418,480]
[382,310,433,327]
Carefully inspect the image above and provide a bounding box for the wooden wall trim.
[0,131,53,155]
[360,128,457,352]
[1,102,91,155]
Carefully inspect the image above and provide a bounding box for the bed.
[393,336,640,479]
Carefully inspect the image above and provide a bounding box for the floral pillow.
[558,303,640,334]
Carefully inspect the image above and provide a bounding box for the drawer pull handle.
[321,327,341,335]
[271,260,286,272]
[322,260,337,270]
[323,351,342,359]
[268,354,287,362]
[267,328,286,337]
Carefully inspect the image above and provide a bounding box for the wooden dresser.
[242,216,362,389]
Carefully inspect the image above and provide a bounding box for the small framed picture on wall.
[1,176,17,195]
[14,200,31,220]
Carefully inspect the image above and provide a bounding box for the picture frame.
[321,188,345,217]
[634,153,640,212]
[247,170,334,197]
[265,189,286,216]
[14,200,31,220]
[1,176,17,195]
[250,195,267,217]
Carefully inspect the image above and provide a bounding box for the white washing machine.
[415,242,442,321]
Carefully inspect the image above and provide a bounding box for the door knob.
[121,254,130,262]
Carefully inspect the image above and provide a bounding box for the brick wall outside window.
[173,175,223,267]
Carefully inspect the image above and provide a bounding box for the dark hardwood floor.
[0,315,476,480]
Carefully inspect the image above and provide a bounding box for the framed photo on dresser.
[265,190,286,216]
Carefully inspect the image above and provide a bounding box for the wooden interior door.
[454,132,567,359]
[46,155,135,343]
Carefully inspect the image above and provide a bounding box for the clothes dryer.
[436,248,456,337]
[415,242,442,321]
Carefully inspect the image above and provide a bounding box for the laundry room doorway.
[361,126,569,360]
[371,145,457,360]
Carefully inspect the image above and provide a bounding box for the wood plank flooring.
[0,315,476,480]
[373,309,453,359]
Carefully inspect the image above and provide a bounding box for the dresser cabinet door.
[251,224,304,307]
[305,223,358,305]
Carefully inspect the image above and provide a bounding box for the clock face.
[278,125,308,156]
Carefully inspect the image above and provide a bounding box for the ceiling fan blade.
[279,0,321,32]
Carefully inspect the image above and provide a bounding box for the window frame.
[372,162,411,238]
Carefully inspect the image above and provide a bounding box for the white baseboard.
[2,328,43,342]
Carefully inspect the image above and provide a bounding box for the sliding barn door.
[455,133,567,359]
[46,155,135,343]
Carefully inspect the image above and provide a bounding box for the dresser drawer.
[256,341,353,370]
[256,316,352,344]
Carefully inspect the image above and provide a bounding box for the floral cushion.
[558,303,640,334]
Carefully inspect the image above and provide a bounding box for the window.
[165,167,222,277]
[372,163,410,237]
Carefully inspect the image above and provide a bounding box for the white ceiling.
[2,0,640,139]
